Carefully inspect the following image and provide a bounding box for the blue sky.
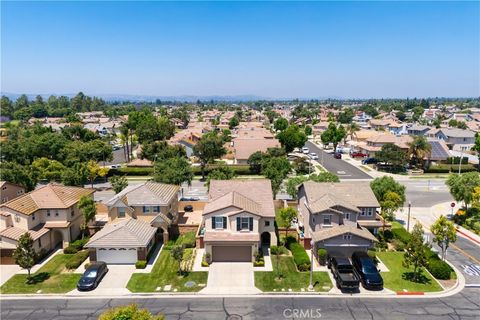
[1,1,479,99]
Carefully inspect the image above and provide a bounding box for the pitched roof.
[301,181,380,209]
[311,224,378,242]
[233,138,280,160]
[203,191,262,216]
[0,184,94,216]
[85,218,156,248]
[105,182,179,207]
[436,128,475,138]
[308,194,360,214]
[0,224,50,241]
[204,230,260,242]
[207,179,275,217]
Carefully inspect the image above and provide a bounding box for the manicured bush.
[201,260,209,267]
[424,164,477,173]
[176,232,196,248]
[192,165,252,176]
[65,250,89,270]
[64,237,90,254]
[108,167,153,176]
[317,249,327,265]
[270,245,289,255]
[391,239,405,251]
[392,227,411,244]
[283,235,297,249]
[63,246,78,254]
[427,259,452,280]
[135,260,147,269]
[375,241,388,251]
[378,229,393,242]
[289,242,311,271]
[253,260,265,267]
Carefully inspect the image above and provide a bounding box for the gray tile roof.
[311,224,378,242]
[105,181,179,207]
[85,218,156,248]
[203,191,262,216]
[308,193,360,214]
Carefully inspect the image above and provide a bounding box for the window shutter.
[143,206,146,214]
[237,217,241,231]
[212,217,216,229]
[249,217,253,231]
[223,217,227,229]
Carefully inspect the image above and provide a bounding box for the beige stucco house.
[200,179,277,262]
[0,181,25,204]
[0,184,94,260]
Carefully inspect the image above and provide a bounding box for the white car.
[309,153,318,160]
[302,147,310,154]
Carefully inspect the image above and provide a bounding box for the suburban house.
[232,125,280,164]
[85,182,180,264]
[427,128,476,151]
[199,179,277,262]
[407,125,431,136]
[357,133,412,157]
[297,181,380,258]
[0,184,94,258]
[0,181,25,204]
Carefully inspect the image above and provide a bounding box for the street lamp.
[308,240,314,291]
[458,150,464,174]
[407,201,412,232]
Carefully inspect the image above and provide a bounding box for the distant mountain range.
[1,92,345,102]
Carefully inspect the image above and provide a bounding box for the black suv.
[351,251,383,290]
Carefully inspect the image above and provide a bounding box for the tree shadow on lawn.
[401,271,431,284]
[27,272,50,284]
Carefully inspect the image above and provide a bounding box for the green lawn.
[376,252,442,292]
[0,254,82,294]
[255,255,331,292]
[127,249,208,292]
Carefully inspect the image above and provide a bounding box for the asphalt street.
[305,141,372,180]
[1,288,479,320]
[403,180,453,208]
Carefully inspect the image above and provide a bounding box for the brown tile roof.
[233,138,280,160]
[85,218,156,248]
[208,180,275,218]
[44,221,71,228]
[204,230,260,242]
[311,224,378,242]
[308,194,360,214]
[203,192,262,216]
[0,224,50,241]
[0,184,94,216]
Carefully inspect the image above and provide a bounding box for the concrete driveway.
[202,262,260,294]
[0,264,21,286]
[68,264,135,296]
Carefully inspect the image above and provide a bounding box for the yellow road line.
[450,243,480,265]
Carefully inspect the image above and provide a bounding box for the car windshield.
[84,270,97,278]
[362,264,378,274]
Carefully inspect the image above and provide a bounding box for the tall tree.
[13,233,38,283]
[445,172,480,211]
[408,136,432,168]
[370,176,406,205]
[193,132,226,180]
[78,195,96,239]
[346,123,360,143]
[276,124,307,153]
[261,156,291,198]
[278,207,297,245]
[0,162,39,192]
[247,151,264,174]
[430,215,457,261]
[109,175,128,194]
[403,222,429,282]
[321,122,346,152]
[274,117,289,131]
[86,160,109,188]
[153,156,193,186]
[471,132,480,166]
[171,245,184,275]
[228,116,240,129]
[205,166,235,189]
[379,191,402,231]
[61,163,89,187]
[375,143,409,171]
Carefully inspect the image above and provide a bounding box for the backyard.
[0,254,82,294]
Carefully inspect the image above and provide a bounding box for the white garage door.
[96,248,137,264]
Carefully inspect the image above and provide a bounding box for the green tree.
[32,158,66,182]
[396,110,406,121]
[292,157,310,175]
[285,172,340,199]
[137,116,175,144]
[86,160,109,188]
[0,162,39,192]
[276,124,307,153]
[278,207,297,245]
[153,156,193,186]
[261,156,291,198]
[337,108,354,124]
[171,245,184,275]
[274,117,289,131]
[61,163,89,187]
[321,122,346,152]
[370,176,406,204]
[403,222,429,282]
[346,123,360,143]
[228,116,240,129]
[375,143,409,171]
[13,233,38,283]
[412,106,424,121]
[430,215,457,261]
[471,132,480,165]
[109,175,128,194]
[304,125,312,136]
[448,119,458,128]
[379,191,402,231]
[408,136,432,168]
[445,172,480,211]
[247,151,264,174]
[140,141,186,161]
[98,304,164,320]
[78,195,96,239]
[205,166,235,189]
[193,132,227,180]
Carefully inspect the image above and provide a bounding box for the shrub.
[205,252,212,264]
[84,262,92,270]
[135,260,147,269]
[65,250,89,270]
[375,241,388,251]
[391,239,405,251]
[201,260,209,267]
[253,260,265,267]
[289,242,311,271]
[317,249,327,265]
[176,232,196,248]
[63,246,78,254]
[424,164,477,173]
[367,250,378,265]
[283,235,297,249]
[98,304,164,320]
[392,227,410,244]
[64,237,90,254]
[378,229,393,242]
[427,259,452,280]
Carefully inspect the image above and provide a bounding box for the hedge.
[108,167,153,176]
[135,260,147,269]
[425,164,477,173]
[65,250,90,270]
[392,227,411,245]
[289,242,311,272]
[108,164,254,177]
[427,259,452,280]
[63,237,90,254]
[317,249,327,265]
[270,245,289,255]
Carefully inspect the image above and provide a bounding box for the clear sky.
[1,1,479,99]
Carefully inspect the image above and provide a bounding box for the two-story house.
[427,128,476,151]
[85,181,180,264]
[297,181,380,258]
[200,179,277,262]
[0,184,94,258]
[0,181,25,204]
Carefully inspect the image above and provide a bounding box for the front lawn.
[376,252,442,292]
[0,254,82,294]
[127,249,207,292]
[255,255,331,292]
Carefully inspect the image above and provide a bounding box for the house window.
[32,213,36,221]
[241,217,250,230]
[118,207,126,218]
[55,211,59,217]
[345,213,350,220]
[47,210,51,217]
[265,220,270,227]
[367,208,373,216]
[17,190,23,195]
[213,216,226,230]
[38,238,42,247]
[323,215,331,225]
[143,206,151,214]
[15,214,20,222]
[71,209,74,217]
[343,234,352,240]
[360,208,366,216]
[153,206,160,213]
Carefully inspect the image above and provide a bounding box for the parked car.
[302,147,310,154]
[361,158,377,165]
[109,164,121,169]
[77,262,108,291]
[350,152,368,158]
[309,152,318,160]
[333,152,342,159]
[329,256,360,291]
[351,251,383,290]
[184,205,194,212]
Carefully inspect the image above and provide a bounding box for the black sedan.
[77,261,108,291]
[351,251,383,290]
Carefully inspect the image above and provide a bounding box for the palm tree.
[344,123,360,144]
[408,136,432,168]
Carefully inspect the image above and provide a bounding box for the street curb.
[396,292,424,295]
[456,228,480,245]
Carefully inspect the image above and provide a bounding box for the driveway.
[0,264,20,286]
[305,141,372,180]
[68,264,135,296]
[202,262,260,294]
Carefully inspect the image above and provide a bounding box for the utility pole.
[407,201,412,232]
[308,240,314,291]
